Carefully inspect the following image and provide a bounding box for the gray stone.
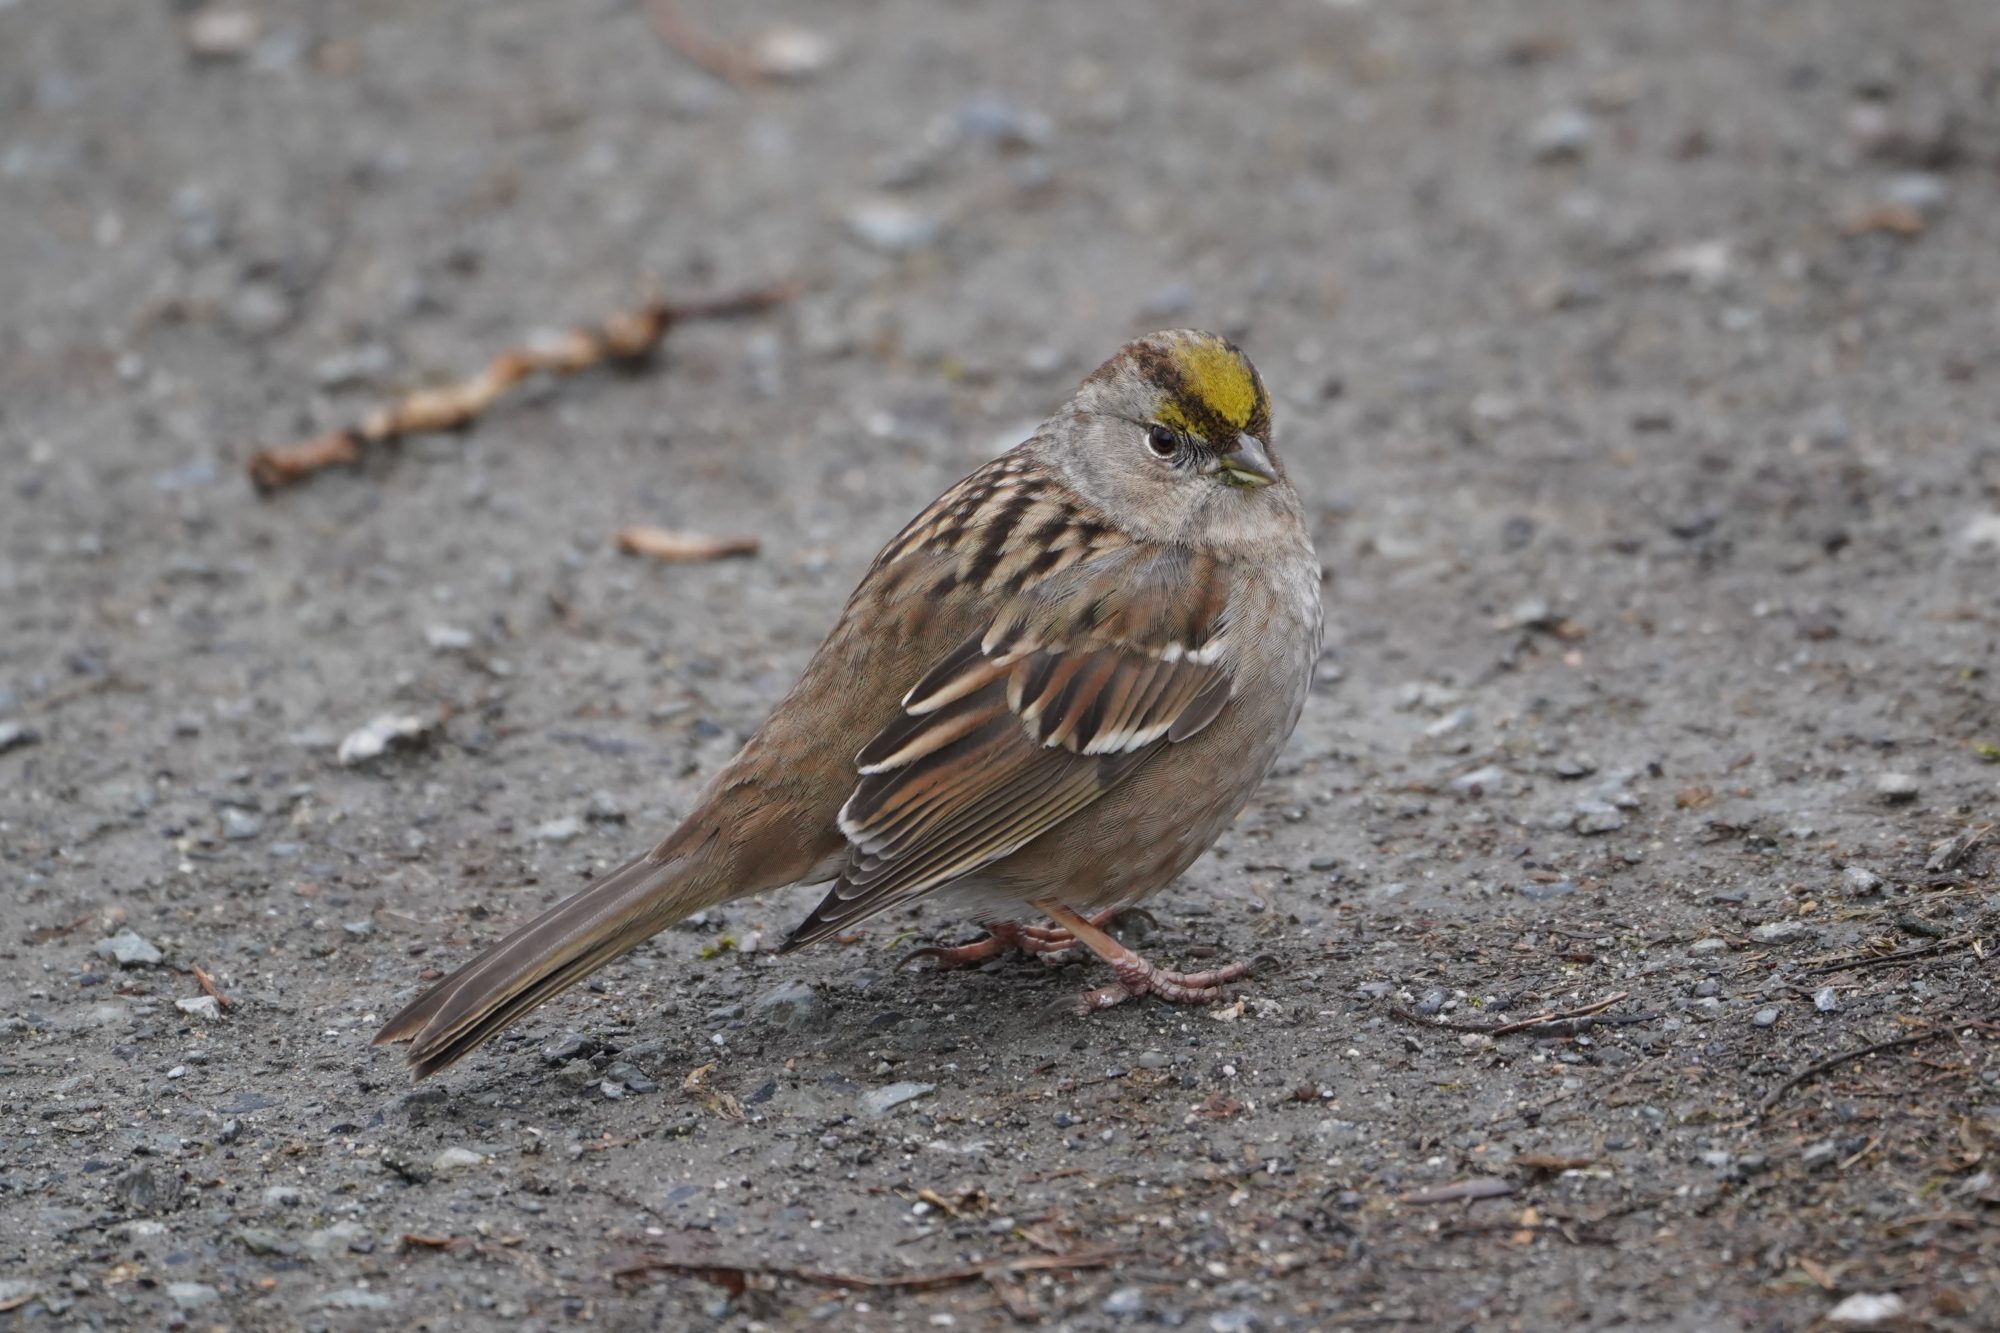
[951,95,1053,149]
[167,1282,219,1310]
[1103,1285,1149,1316]
[532,815,584,844]
[1690,937,1728,955]
[860,1081,936,1116]
[1448,765,1507,796]
[542,1032,596,1064]
[1814,986,1840,1013]
[843,199,943,254]
[1573,799,1624,834]
[1826,1293,1905,1326]
[322,1288,396,1311]
[1874,773,1920,802]
[1753,1006,1781,1028]
[1842,865,1885,896]
[236,1227,297,1256]
[0,720,38,753]
[220,807,263,840]
[751,980,826,1031]
[432,1146,486,1171]
[97,931,164,968]
[1526,107,1593,160]
[1750,920,1808,945]
[1884,173,1949,216]
[227,279,293,338]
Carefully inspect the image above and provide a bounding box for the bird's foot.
[1072,956,1257,1013]
[898,908,1153,971]
[1028,899,1254,1014]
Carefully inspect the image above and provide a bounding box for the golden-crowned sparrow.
[376,329,1322,1078]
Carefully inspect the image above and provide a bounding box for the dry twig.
[191,963,235,1010]
[612,1246,1129,1295]
[644,0,763,87]
[1756,1027,1960,1119]
[1797,938,1971,977]
[246,282,798,493]
[1391,991,1636,1037]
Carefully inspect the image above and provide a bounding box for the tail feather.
[373,844,728,1079]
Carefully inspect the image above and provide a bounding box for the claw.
[1030,899,1260,1016]
[896,930,1013,971]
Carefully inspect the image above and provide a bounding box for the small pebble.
[174,996,221,1020]
[860,1081,936,1117]
[1826,1293,1905,1327]
[1814,986,1840,1013]
[424,624,474,652]
[1874,773,1919,802]
[1883,173,1948,217]
[432,1147,486,1171]
[1102,1285,1148,1317]
[542,1032,596,1064]
[184,6,260,59]
[1753,1006,1780,1028]
[950,94,1053,150]
[227,279,293,338]
[220,807,263,841]
[1841,865,1885,896]
[746,25,836,80]
[1573,799,1624,834]
[1749,920,1808,945]
[843,199,944,255]
[0,720,38,753]
[336,713,433,766]
[1448,765,1507,796]
[750,980,826,1031]
[532,816,584,844]
[167,1282,220,1310]
[1690,937,1728,955]
[97,931,164,968]
[1526,107,1593,160]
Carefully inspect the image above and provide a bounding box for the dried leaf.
[615,526,761,564]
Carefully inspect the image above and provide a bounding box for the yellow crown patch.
[1156,337,1262,436]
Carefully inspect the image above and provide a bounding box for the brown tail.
[373,839,734,1079]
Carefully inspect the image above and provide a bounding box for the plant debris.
[614,527,761,564]
[247,283,797,493]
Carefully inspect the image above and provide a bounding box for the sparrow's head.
[1049,329,1293,548]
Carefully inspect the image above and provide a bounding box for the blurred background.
[3,2,1997,1328]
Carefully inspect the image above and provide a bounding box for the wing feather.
[781,547,1238,952]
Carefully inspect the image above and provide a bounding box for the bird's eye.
[1145,424,1180,459]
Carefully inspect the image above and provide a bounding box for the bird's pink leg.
[899,908,1155,971]
[1033,899,1254,1014]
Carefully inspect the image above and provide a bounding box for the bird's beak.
[1209,434,1278,489]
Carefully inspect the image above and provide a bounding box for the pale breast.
[975,549,1322,913]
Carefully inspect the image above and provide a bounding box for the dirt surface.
[4,1,1999,1328]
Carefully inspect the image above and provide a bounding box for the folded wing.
[781,546,1235,949]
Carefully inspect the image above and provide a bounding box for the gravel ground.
[4,1,1998,1329]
